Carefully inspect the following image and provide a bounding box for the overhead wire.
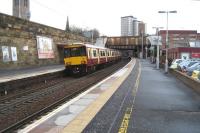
[31,0,67,18]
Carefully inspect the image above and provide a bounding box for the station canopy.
[147,35,162,46]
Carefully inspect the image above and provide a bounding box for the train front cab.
[64,45,87,74]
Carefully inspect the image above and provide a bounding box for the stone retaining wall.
[0,13,88,70]
[170,69,200,94]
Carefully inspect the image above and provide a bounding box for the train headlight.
[81,61,86,64]
[65,62,71,66]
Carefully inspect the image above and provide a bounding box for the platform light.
[158,10,177,73]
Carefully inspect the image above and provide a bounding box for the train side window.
[100,51,103,57]
[102,51,105,56]
[93,50,97,57]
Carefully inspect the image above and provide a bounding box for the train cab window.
[64,47,86,57]
[64,48,70,57]
[71,47,86,57]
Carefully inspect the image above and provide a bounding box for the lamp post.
[153,27,163,69]
[158,10,177,73]
[91,29,94,45]
[142,31,144,59]
[145,46,147,59]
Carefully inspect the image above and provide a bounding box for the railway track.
[0,60,129,132]
[0,71,65,99]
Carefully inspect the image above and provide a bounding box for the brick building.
[158,30,200,59]
[159,30,200,49]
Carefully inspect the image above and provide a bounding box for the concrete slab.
[54,114,76,126]
[73,99,94,106]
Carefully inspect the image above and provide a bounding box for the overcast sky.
[0,0,200,36]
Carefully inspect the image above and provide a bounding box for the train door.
[97,48,100,64]
[87,48,91,59]
[105,50,108,62]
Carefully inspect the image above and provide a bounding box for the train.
[63,43,121,74]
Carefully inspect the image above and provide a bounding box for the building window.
[15,0,19,6]
[24,0,28,7]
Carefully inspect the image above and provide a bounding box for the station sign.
[191,53,200,58]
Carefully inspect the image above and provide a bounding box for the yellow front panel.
[64,56,87,66]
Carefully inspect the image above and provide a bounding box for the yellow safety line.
[118,62,141,133]
[118,108,133,133]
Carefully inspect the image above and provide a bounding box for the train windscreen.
[64,46,86,57]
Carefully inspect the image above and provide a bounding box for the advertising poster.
[2,46,10,62]
[36,36,54,59]
[11,47,18,61]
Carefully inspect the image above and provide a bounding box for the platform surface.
[84,59,200,133]
[0,65,65,83]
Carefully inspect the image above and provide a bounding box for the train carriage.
[64,43,121,74]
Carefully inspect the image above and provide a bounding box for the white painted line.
[18,59,135,133]
[112,68,128,77]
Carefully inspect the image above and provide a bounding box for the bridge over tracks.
[105,36,151,57]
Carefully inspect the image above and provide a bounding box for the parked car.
[170,59,183,69]
[185,61,199,71]
[191,67,200,80]
[186,63,200,76]
[178,60,199,72]
[177,60,191,71]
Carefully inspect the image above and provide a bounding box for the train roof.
[64,43,111,50]
[84,44,107,49]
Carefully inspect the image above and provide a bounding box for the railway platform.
[18,59,200,133]
[0,65,65,83]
